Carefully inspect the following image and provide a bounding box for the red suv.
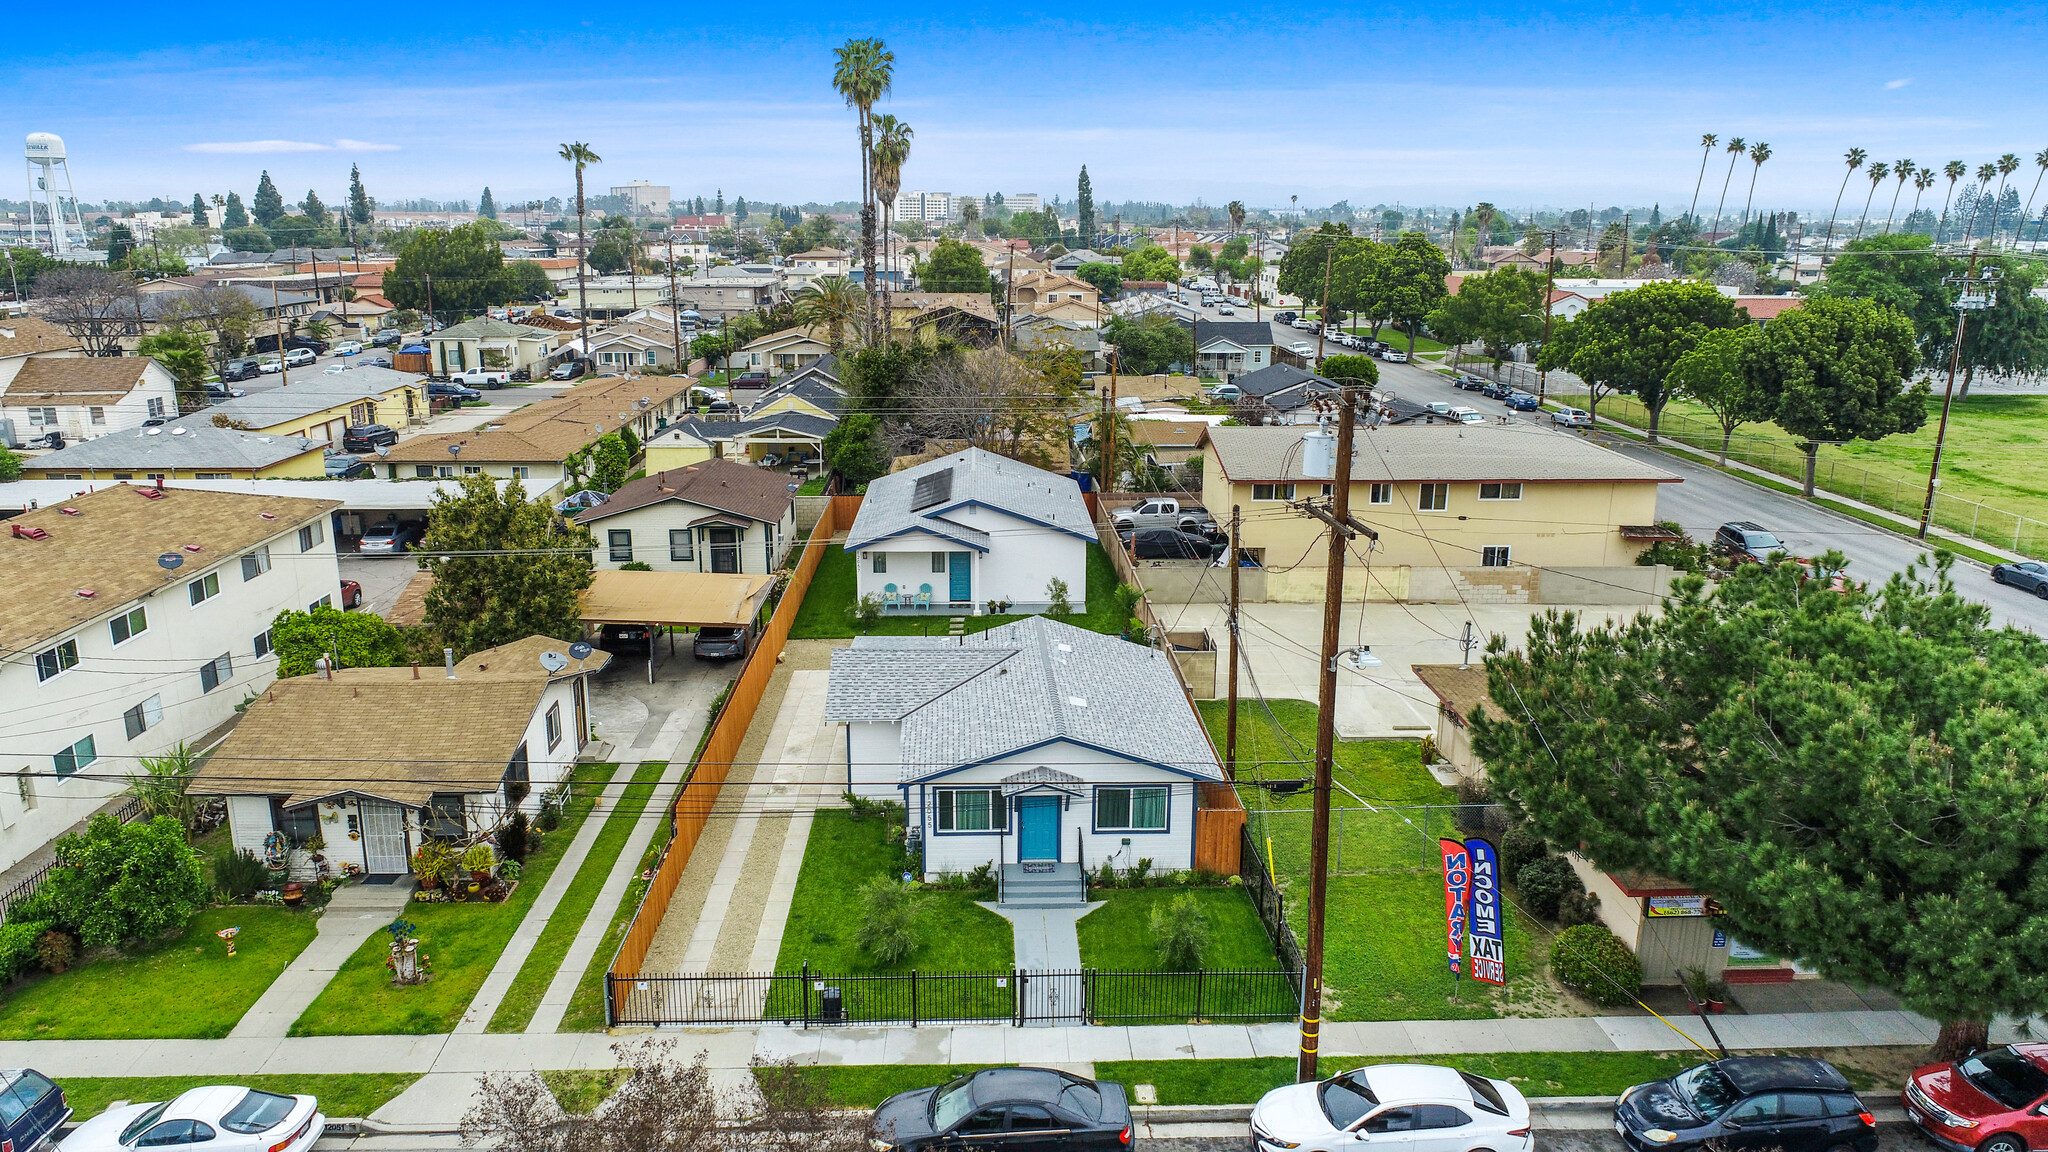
[1904,1043,2048,1152]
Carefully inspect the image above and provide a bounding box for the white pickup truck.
[1112,497,1220,536]
[449,367,514,387]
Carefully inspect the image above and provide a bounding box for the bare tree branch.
[36,267,143,357]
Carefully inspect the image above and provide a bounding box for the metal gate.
[359,800,409,874]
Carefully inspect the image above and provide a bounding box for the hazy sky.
[10,1,2047,215]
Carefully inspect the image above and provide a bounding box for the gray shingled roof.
[843,447,1094,552]
[1204,422,1681,484]
[823,617,1223,781]
[169,366,422,430]
[28,425,325,470]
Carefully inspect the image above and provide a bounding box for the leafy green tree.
[190,194,209,228]
[3,247,69,295]
[137,329,211,414]
[823,412,893,487]
[1740,294,1926,496]
[0,446,21,482]
[690,331,737,373]
[270,604,407,677]
[1188,245,1213,271]
[506,260,553,302]
[915,237,995,296]
[1549,280,1742,443]
[1813,234,2048,397]
[1106,313,1194,375]
[1316,353,1380,386]
[420,474,595,658]
[1279,224,1352,306]
[478,187,497,220]
[1667,326,1769,463]
[586,432,632,494]
[252,171,285,226]
[37,815,207,950]
[386,222,514,322]
[105,224,136,265]
[587,229,635,275]
[1119,245,1180,284]
[301,190,329,229]
[222,225,270,252]
[1472,554,2048,1059]
[1424,266,1547,367]
[222,191,249,229]
[266,214,318,248]
[842,339,949,415]
[1074,262,1122,298]
[1379,233,1451,357]
[348,164,372,226]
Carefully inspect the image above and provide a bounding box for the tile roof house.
[844,447,1095,614]
[826,616,1223,884]
[1,357,180,443]
[22,423,329,480]
[573,459,798,574]
[0,484,342,876]
[195,636,610,876]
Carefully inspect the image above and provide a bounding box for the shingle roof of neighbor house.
[1411,663,1507,725]
[0,483,338,655]
[1,357,161,406]
[25,425,328,473]
[1202,423,1680,485]
[169,366,422,429]
[193,636,610,807]
[0,317,81,358]
[844,447,1094,553]
[824,617,1223,781]
[384,374,693,464]
[574,458,795,525]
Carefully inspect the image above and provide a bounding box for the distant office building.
[993,193,1041,214]
[610,181,671,215]
[894,191,957,222]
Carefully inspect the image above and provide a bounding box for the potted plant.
[461,842,495,882]
[412,842,451,891]
[1680,966,1712,1014]
[1706,980,1729,1014]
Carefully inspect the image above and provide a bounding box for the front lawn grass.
[487,762,667,1032]
[770,1064,1001,1108]
[541,1069,633,1114]
[0,906,318,1040]
[1096,1051,1707,1105]
[1200,699,1542,1021]
[1077,888,1280,972]
[789,544,1124,639]
[287,764,609,1036]
[64,1074,419,1120]
[558,836,662,1032]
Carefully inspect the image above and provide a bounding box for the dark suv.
[341,424,398,452]
[1715,521,1785,564]
[221,358,263,382]
[0,1068,70,1152]
[694,625,751,660]
[1615,1056,1876,1152]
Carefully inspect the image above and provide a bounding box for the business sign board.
[1646,895,1722,917]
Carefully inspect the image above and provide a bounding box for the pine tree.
[479,187,498,219]
[1077,165,1096,244]
[252,171,285,226]
[715,190,724,214]
[190,193,209,228]
[735,196,748,222]
[1649,203,1662,227]
[302,190,329,229]
[223,191,249,229]
[106,224,137,265]
[348,164,372,226]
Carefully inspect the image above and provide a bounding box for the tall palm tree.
[1707,136,1746,244]
[557,142,601,360]
[1822,148,1866,259]
[870,114,912,340]
[1853,162,1888,241]
[832,37,894,343]
[1910,168,1935,235]
[1991,153,2021,241]
[1965,162,1998,242]
[1882,158,1913,233]
[2019,149,2048,250]
[1739,141,1771,234]
[792,274,864,352]
[1227,200,1247,237]
[1687,134,1719,224]
[1937,161,1966,241]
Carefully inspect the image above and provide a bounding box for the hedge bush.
[0,919,50,982]
[1551,923,1642,1006]
[1499,824,1548,882]
[1516,854,1583,920]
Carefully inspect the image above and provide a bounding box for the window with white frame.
[1418,483,1449,511]
[670,530,694,561]
[308,595,331,612]
[1252,483,1296,501]
[147,397,166,418]
[198,652,233,693]
[414,465,435,478]
[54,734,95,777]
[89,406,106,425]
[123,695,164,740]
[511,466,530,479]
[546,702,563,751]
[241,546,272,580]
[935,788,1006,832]
[26,407,56,426]
[299,522,324,551]
[109,606,147,646]
[1478,483,1523,501]
[608,529,633,562]
[1096,785,1168,831]
[872,552,887,573]
[253,629,273,658]
[188,572,220,605]
[35,639,79,682]
[193,472,231,480]
[1481,546,1512,567]
[931,552,947,573]
[1369,483,1392,505]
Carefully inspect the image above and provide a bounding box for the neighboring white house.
[844,448,1094,613]
[573,459,798,574]
[737,328,832,378]
[783,248,851,292]
[1,358,181,443]
[825,617,1224,884]
[0,316,85,397]
[193,637,610,876]
[0,484,342,876]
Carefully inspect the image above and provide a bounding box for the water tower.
[25,133,83,254]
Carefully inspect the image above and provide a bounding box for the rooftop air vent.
[74,589,96,598]
[59,507,79,516]
[259,512,277,520]
[144,427,162,436]
[1068,696,1088,708]
[182,543,203,553]
[169,427,188,436]
[11,524,49,540]
[137,487,164,500]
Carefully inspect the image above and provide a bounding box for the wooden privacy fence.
[607,494,858,1000]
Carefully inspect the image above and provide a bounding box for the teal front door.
[948,552,972,601]
[1018,796,1058,861]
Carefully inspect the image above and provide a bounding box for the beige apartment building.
[1198,422,1678,602]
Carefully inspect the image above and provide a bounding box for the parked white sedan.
[63,1088,323,1152]
[1250,1064,1531,1152]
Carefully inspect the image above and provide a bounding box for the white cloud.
[183,138,399,154]
[334,139,400,151]
[1885,78,1912,89]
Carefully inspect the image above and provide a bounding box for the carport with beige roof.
[579,569,776,682]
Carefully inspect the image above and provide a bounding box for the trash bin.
[820,986,843,1023]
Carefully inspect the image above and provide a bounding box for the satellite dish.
[448,443,462,456]
[157,552,183,570]
[568,641,594,661]
[538,650,569,673]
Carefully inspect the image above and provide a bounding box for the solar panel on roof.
[911,468,953,511]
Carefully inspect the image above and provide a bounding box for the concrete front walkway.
[985,904,1099,1026]
[228,879,417,1038]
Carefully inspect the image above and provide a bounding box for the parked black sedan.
[1614,1056,1876,1152]
[1122,527,1215,561]
[873,1067,1131,1152]
[1992,559,2048,598]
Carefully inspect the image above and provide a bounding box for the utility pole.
[1618,213,1632,277]
[667,252,684,372]
[1458,620,1477,670]
[1920,255,1994,539]
[271,245,294,388]
[1225,505,1242,777]
[1314,243,1335,367]
[1537,228,1566,401]
[1254,227,1263,323]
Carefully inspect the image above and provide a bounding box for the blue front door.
[948,551,972,601]
[1018,796,1058,861]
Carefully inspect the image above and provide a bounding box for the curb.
[1131,1101,1913,1124]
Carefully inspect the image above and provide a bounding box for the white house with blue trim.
[843,448,1092,614]
[824,618,1223,896]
